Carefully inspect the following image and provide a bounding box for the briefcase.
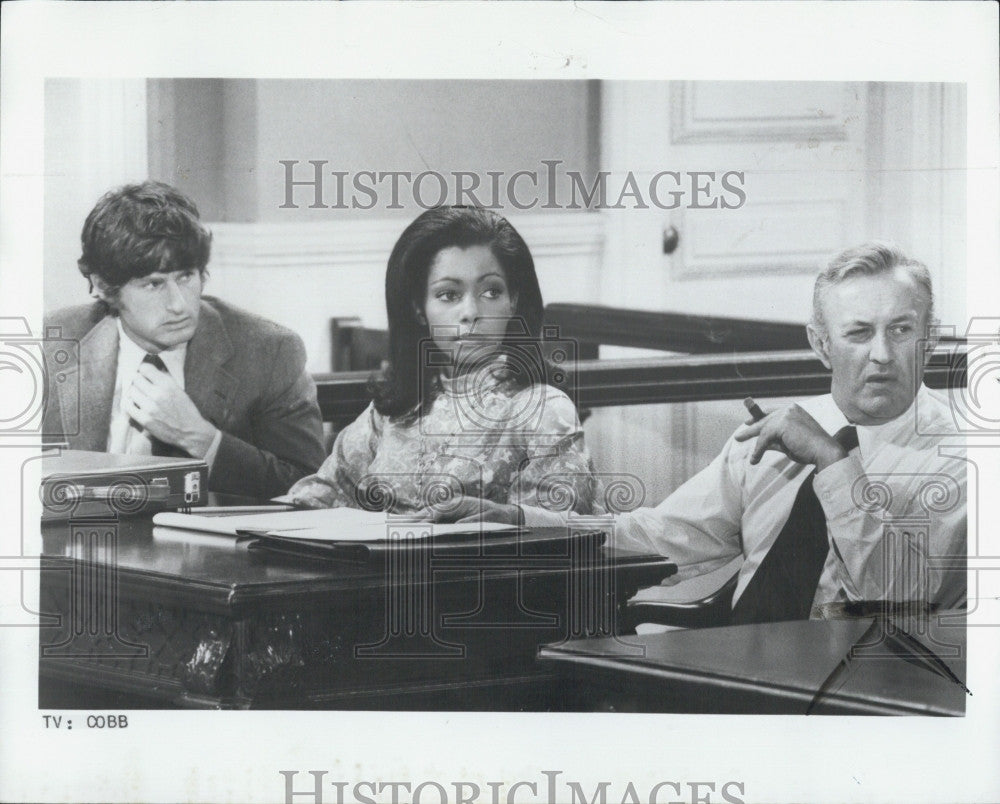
[40,450,208,520]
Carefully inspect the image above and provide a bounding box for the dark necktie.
[140,353,188,458]
[731,425,859,625]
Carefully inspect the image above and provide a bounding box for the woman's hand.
[413,496,523,525]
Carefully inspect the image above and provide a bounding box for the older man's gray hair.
[811,242,936,336]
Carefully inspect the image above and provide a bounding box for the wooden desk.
[538,614,968,715]
[38,516,674,710]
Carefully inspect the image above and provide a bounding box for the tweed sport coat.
[43,296,326,499]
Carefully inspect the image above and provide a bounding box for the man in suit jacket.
[43,181,325,499]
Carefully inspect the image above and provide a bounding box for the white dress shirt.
[107,320,222,466]
[613,386,967,614]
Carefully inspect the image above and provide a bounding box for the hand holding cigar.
[735,397,846,469]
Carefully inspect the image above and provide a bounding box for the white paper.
[153,507,519,541]
[152,506,387,536]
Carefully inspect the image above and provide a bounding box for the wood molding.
[670,82,851,144]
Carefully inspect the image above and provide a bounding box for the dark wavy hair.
[78,181,212,311]
[372,206,545,420]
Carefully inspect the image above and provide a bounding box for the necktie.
[731,425,859,625]
[139,353,188,458]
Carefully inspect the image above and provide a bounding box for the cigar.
[743,397,766,422]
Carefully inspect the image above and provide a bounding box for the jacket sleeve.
[209,333,326,499]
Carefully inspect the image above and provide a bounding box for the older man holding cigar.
[613,242,966,623]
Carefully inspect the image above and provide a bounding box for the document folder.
[242,526,607,564]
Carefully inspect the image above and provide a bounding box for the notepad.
[152,507,519,542]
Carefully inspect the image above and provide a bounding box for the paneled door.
[599,81,872,323]
[589,81,872,502]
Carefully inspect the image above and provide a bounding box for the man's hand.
[734,403,848,471]
[413,495,523,525]
[125,363,218,458]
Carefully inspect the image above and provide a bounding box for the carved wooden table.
[39,516,674,710]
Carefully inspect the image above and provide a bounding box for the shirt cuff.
[519,504,571,529]
[813,452,865,519]
[201,427,223,471]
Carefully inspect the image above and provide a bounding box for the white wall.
[866,83,967,328]
[207,213,604,373]
[44,79,148,313]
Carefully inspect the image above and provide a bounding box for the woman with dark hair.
[285,206,599,524]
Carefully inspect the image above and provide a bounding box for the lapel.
[70,316,119,451]
[184,300,239,427]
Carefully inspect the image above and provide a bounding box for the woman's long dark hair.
[372,206,545,420]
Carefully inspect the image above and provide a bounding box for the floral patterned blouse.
[284,360,599,525]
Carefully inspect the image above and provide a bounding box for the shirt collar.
[801,394,851,436]
[116,319,187,387]
[803,385,931,454]
[857,384,928,447]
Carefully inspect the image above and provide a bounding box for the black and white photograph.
[2,3,998,803]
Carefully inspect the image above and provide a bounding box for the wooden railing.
[542,303,810,355]
[314,343,968,425]
[329,304,811,371]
